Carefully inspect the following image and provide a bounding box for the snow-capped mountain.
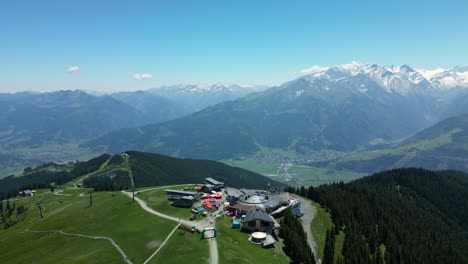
[299,62,432,96]
[152,83,266,96]
[416,67,468,90]
[147,83,267,111]
[87,62,468,161]
[299,62,468,94]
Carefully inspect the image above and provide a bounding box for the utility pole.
[132,185,135,203]
[36,202,43,218]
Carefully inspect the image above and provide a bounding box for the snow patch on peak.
[296,89,304,97]
[297,62,434,96]
[337,61,365,74]
[416,68,468,89]
[300,65,330,74]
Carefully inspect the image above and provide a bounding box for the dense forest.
[0,154,110,199]
[127,151,286,189]
[0,151,285,198]
[279,209,316,264]
[82,170,131,191]
[288,168,468,264]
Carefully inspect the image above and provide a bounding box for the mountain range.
[146,83,268,111]
[84,63,468,161]
[0,90,144,149]
[0,84,264,176]
[2,62,468,177]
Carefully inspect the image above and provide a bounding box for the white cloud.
[133,73,153,80]
[67,66,80,74]
[300,65,329,74]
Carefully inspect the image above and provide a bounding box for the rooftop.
[205,177,224,185]
[164,189,197,196]
[243,208,274,223]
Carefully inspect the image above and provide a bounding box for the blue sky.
[1,0,467,92]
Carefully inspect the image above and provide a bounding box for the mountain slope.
[126,151,286,189]
[290,168,468,263]
[316,114,468,173]
[110,91,191,124]
[85,63,449,159]
[0,151,284,197]
[0,90,146,149]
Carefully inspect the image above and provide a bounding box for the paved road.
[294,195,318,255]
[121,190,219,264]
[209,238,218,264]
[121,191,205,229]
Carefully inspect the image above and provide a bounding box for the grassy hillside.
[216,217,289,263]
[0,151,290,264]
[0,188,178,263]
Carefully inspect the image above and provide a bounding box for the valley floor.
[223,158,363,186]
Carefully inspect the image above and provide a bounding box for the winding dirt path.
[27,229,132,264]
[143,224,180,264]
[121,190,219,264]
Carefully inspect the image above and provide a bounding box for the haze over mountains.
[0,83,264,176]
[311,113,468,173]
[85,63,468,160]
[1,62,468,177]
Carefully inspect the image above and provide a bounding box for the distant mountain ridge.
[3,62,468,176]
[0,85,269,176]
[311,113,468,173]
[146,83,268,111]
[109,91,192,124]
[86,62,468,160]
[302,62,468,92]
[0,90,146,149]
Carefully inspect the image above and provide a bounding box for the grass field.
[136,185,196,219]
[309,200,333,260]
[150,230,209,264]
[289,166,363,186]
[216,217,289,263]
[0,231,122,263]
[0,188,177,264]
[334,230,345,260]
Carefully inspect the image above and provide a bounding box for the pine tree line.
[279,209,316,264]
[286,168,468,264]
[0,154,111,200]
[82,170,131,191]
[0,200,27,230]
